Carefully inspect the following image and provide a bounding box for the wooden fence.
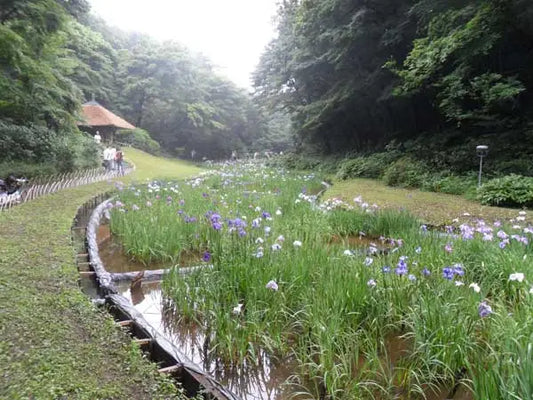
[0,165,133,212]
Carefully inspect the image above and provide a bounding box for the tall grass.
[110,161,533,399]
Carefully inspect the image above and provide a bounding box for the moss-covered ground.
[326,178,523,225]
[0,148,201,399]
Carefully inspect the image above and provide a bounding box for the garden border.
[82,197,238,400]
[1,163,135,211]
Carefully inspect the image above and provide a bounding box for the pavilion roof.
[78,100,135,129]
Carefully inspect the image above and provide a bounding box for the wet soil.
[329,234,397,248]
[97,224,202,273]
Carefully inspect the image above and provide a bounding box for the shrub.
[116,128,160,155]
[477,174,533,207]
[276,152,339,173]
[421,173,477,196]
[0,161,58,178]
[382,157,429,188]
[0,121,99,176]
[0,122,60,163]
[494,159,533,177]
[336,152,400,180]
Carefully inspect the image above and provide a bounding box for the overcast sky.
[88,0,278,89]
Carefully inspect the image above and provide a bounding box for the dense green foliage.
[115,128,160,155]
[478,174,533,207]
[97,33,268,159]
[109,163,533,399]
[0,0,277,175]
[0,121,99,177]
[254,0,533,159]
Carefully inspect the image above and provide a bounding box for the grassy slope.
[326,178,523,225]
[0,148,201,399]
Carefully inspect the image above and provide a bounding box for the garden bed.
[105,162,533,400]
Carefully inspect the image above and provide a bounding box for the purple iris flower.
[202,251,211,262]
[395,260,408,276]
[262,211,271,219]
[442,267,455,280]
[422,268,431,276]
[460,224,474,240]
[382,266,391,273]
[478,301,493,318]
[497,230,508,239]
[453,264,465,276]
[233,218,246,228]
[210,213,222,224]
[212,221,222,230]
[408,274,417,282]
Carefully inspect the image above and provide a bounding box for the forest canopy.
[2,0,533,177]
[253,0,533,154]
[0,0,279,176]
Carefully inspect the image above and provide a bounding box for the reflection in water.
[117,281,305,400]
[106,226,471,400]
[130,271,145,305]
[115,282,473,400]
[97,224,203,273]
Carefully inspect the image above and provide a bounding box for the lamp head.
[476,145,488,157]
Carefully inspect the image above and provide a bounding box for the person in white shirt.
[103,147,113,171]
[94,131,102,144]
[110,147,117,170]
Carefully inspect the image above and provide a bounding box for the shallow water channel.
[116,280,304,399]
[97,224,305,400]
[94,224,473,400]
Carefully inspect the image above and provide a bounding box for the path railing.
[0,165,134,212]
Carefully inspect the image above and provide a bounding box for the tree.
[254,0,533,154]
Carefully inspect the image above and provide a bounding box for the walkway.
[0,148,201,399]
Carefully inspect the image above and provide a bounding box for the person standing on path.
[115,147,124,176]
[103,147,112,171]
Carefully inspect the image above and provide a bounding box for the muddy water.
[116,280,306,400]
[99,226,472,400]
[116,279,473,400]
[97,224,202,273]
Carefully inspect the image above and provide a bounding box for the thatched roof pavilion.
[78,100,135,143]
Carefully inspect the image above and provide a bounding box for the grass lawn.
[124,147,202,182]
[326,178,525,225]
[0,148,201,399]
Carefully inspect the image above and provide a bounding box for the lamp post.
[476,145,488,187]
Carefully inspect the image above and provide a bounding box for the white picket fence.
[0,165,134,212]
